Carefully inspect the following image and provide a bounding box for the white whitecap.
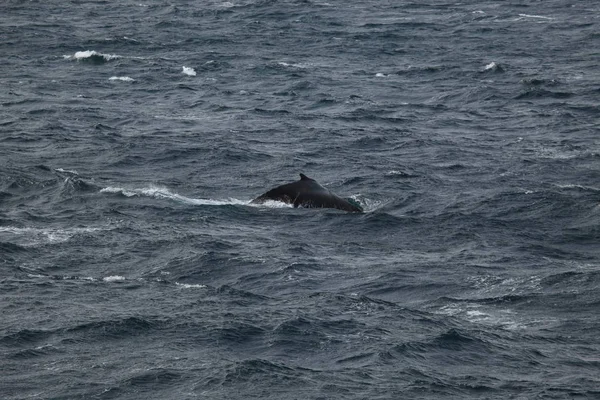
[66,50,120,61]
[153,114,212,121]
[385,170,406,176]
[175,282,207,289]
[100,186,138,197]
[484,62,497,70]
[518,13,554,20]
[375,73,386,78]
[437,303,525,330]
[0,226,103,245]
[350,195,380,213]
[55,168,79,175]
[277,61,310,69]
[75,50,98,59]
[555,184,600,192]
[182,66,197,76]
[466,310,488,318]
[109,76,135,82]
[103,276,126,282]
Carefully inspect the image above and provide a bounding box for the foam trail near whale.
[100,186,249,206]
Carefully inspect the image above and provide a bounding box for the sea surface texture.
[1,1,599,399]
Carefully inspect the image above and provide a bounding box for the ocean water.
[1,0,600,398]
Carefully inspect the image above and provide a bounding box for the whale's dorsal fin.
[252,173,363,212]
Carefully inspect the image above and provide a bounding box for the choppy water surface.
[1,1,599,398]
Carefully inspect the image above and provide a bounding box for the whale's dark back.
[252,174,363,212]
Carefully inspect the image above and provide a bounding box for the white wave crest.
[484,62,497,70]
[175,282,207,289]
[385,170,408,176]
[555,184,600,192]
[182,66,197,76]
[27,273,47,279]
[0,226,103,245]
[100,186,249,206]
[518,14,554,20]
[103,275,126,282]
[109,76,135,82]
[55,168,79,175]
[277,61,311,69]
[437,303,526,330]
[64,50,120,61]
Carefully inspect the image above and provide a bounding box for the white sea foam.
[103,275,126,282]
[55,168,79,175]
[175,282,207,289]
[109,76,135,82]
[535,147,581,160]
[74,50,98,59]
[100,186,249,206]
[278,61,310,69]
[484,62,497,70]
[555,184,600,192]
[251,200,294,209]
[0,226,103,245]
[375,73,386,77]
[466,310,488,318]
[468,274,543,295]
[385,170,408,176]
[344,195,379,213]
[518,13,554,20]
[26,273,97,282]
[64,50,120,61]
[437,303,525,330]
[153,114,209,121]
[182,66,197,76]
[27,273,47,279]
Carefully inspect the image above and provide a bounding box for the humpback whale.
[252,174,363,212]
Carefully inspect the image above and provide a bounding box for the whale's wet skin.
[1,1,600,399]
[252,174,363,212]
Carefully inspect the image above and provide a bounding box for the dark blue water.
[2,1,600,398]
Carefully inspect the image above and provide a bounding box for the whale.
[252,174,363,212]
